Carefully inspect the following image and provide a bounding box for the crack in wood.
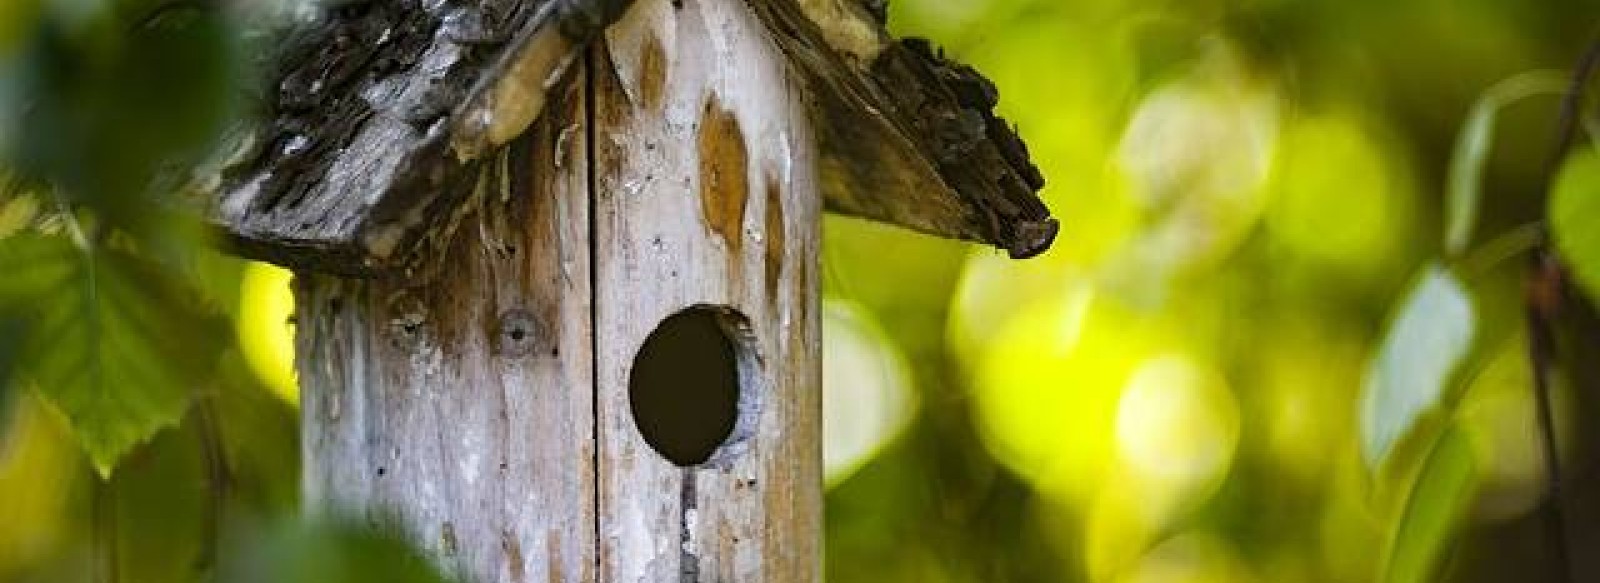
[679,469,700,583]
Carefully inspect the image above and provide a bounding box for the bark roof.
[212,0,1057,275]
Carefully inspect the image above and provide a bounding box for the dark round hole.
[628,306,750,467]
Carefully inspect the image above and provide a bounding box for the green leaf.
[221,521,455,583]
[1380,424,1479,583]
[1445,71,1568,256]
[1446,100,1496,255]
[0,2,238,235]
[0,234,227,476]
[0,317,18,430]
[107,419,213,583]
[211,351,301,513]
[1360,265,1477,470]
[1551,147,1600,304]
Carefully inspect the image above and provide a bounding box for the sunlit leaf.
[1445,72,1566,256]
[1380,424,1479,583]
[1360,265,1476,470]
[0,234,227,476]
[1551,147,1600,304]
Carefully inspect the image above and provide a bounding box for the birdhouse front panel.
[592,0,822,580]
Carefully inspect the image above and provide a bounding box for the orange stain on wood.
[764,173,786,307]
[697,98,750,256]
[502,530,526,583]
[639,33,667,112]
[545,534,562,583]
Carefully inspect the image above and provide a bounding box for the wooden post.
[292,0,821,580]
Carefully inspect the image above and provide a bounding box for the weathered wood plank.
[295,77,595,583]
[593,0,823,580]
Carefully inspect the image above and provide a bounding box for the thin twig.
[1455,221,1544,279]
[92,474,120,583]
[1525,29,1600,583]
[1527,248,1573,582]
[194,390,230,582]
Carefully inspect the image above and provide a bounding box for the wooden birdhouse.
[211,0,1055,581]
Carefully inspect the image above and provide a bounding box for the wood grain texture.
[295,77,596,583]
[593,0,823,580]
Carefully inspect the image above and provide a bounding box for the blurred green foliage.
[1553,149,1600,304]
[823,1,1599,582]
[0,235,228,476]
[1,0,1600,582]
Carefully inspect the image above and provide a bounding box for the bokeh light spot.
[1111,41,1281,280]
[823,301,916,486]
[1114,355,1239,493]
[1266,112,1412,278]
[238,262,297,404]
[970,287,1169,506]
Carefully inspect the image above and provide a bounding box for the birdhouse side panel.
[295,78,597,583]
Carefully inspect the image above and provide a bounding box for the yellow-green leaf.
[1360,265,1476,470]
[1445,71,1567,256]
[0,234,227,476]
[1551,147,1600,304]
[1380,424,1479,583]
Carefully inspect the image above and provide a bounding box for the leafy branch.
[1363,27,1600,583]
[1519,29,1600,583]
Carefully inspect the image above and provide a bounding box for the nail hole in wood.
[496,308,540,357]
[628,305,759,467]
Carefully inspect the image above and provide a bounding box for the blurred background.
[3,0,1600,582]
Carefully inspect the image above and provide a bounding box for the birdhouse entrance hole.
[628,305,760,467]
